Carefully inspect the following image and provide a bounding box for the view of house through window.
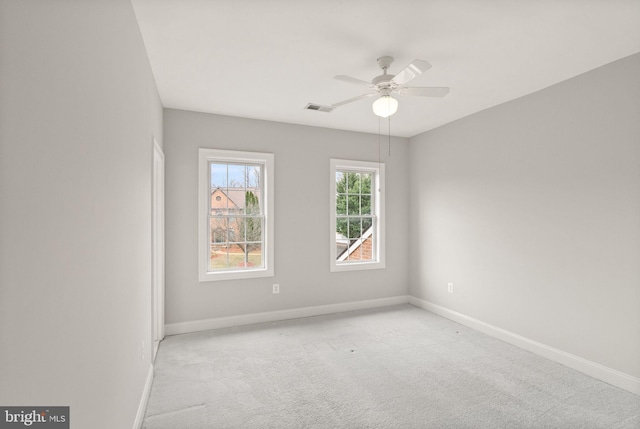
[335,170,375,262]
[199,148,274,282]
[209,162,264,271]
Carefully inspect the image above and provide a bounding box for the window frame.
[329,158,385,272]
[198,148,274,282]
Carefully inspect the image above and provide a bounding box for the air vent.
[304,103,334,113]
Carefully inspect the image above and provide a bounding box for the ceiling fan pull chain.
[388,116,392,157]
[378,116,382,167]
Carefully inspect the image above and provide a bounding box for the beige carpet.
[143,305,639,428]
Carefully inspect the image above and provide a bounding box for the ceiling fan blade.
[397,86,450,97]
[331,92,377,108]
[334,75,373,87]
[391,59,432,86]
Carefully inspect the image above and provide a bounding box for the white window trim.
[329,158,385,272]
[198,148,274,282]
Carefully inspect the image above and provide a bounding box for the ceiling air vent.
[304,103,334,113]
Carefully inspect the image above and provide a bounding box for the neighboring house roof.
[337,225,373,261]
[211,187,260,210]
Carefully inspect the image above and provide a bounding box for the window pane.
[210,163,228,189]
[361,195,371,215]
[362,217,373,232]
[348,217,363,239]
[245,165,262,215]
[210,217,229,244]
[361,172,372,194]
[335,217,348,260]
[228,164,245,188]
[239,244,263,269]
[244,216,263,245]
[245,190,261,215]
[336,171,345,193]
[361,236,373,261]
[226,217,242,243]
[346,238,363,261]
[336,193,346,215]
[347,195,359,216]
[210,247,232,270]
[247,165,261,189]
[347,172,360,194]
[210,218,231,271]
[336,217,347,238]
[336,217,348,261]
[209,217,229,270]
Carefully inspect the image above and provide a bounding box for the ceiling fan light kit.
[306,56,449,118]
[372,95,398,118]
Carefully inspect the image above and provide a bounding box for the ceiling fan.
[305,56,449,117]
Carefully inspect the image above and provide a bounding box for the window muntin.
[330,159,385,272]
[199,149,274,282]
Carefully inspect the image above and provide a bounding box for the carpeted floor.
[143,304,640,428]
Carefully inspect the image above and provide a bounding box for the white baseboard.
[408,296,640,395]
[165,295,410,336]
[133,364,154,429]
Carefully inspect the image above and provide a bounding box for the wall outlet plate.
[273,284,280,294]
[448,283,454,293]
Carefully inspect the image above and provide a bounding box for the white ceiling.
[132,0,640,138]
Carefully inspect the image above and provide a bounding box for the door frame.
[152,138,165,359]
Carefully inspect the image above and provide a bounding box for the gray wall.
[409,53,640,378]
[164,109,409,324]
[0,1,163,427]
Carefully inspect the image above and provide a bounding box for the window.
[199,149,274,281]
[330,159,385,272]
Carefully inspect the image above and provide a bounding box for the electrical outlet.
[273,284,280,294]
[447,283,454,293]
[141,340,145,360]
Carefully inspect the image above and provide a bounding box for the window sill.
[199,267,274,282]
[330,261,385,273]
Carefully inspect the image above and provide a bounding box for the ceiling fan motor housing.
[372,74,395,86]
[373,56,395,88]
